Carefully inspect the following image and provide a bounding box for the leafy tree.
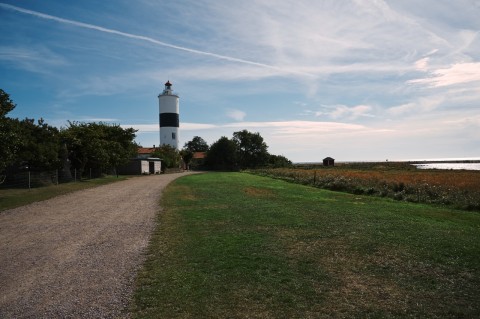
[14,118,61,171]
[268,154,293,168]
[180,149,194,169]
[152,144,181,169]
[62,121,137,176]
[0,89,19,175]
[182,136,209,169]
[0,119,20,178]
[232,130,269,169]
[205,136,237,170]
[61,122,92,175]
[102,123,138,173]
[205,131,292,170]
[1,90,64,178]
[184,136,209,152]
[0,89,16,117]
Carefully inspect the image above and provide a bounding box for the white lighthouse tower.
[158,80,179,149]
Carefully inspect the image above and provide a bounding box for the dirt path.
[0,172,194,318]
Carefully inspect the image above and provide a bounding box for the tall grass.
[250,166,480,211]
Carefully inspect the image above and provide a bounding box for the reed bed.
[249,166,480,211]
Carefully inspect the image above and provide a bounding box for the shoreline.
[296,159,480,165]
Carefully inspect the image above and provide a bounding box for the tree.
[152,144,181,170]
[232,130,269,169]
[268,154,293,168]
[62,122,137,176]
[61,122,92,175]
[0,89,19,175]
[184,136,209,152]
[180,149,194,169]
[182,136,209,169]
[102,124,138,174]
[205,130,293,170]
[205,136,237,171]
[0,89,16,117]
[14,118,61,171]
[1,90,65,180]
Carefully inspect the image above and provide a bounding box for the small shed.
[323,157,335,166]
[118,158,161,175]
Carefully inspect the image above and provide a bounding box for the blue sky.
[1,0,479,162]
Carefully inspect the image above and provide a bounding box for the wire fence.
[0,168,105,189]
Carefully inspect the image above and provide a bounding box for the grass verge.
[0,175,128,211]
[132,172,480,318]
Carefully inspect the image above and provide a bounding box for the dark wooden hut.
[323,157,335,166]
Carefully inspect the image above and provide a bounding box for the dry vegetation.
[249,162,480,211]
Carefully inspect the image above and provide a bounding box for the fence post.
[74,169,77,182]
[56,169,59,185]
[90,168,92,179]
[28,170,31,189]
[313,170,317,185]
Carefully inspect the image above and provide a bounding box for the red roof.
[193,152,206,159]
[138,147,155,154]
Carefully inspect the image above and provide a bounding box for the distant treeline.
[181,131,292,171]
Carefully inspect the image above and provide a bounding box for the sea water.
[413,163,480,171]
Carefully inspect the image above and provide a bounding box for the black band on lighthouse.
[160,113,179,127]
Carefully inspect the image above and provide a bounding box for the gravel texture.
[0,173,193,318]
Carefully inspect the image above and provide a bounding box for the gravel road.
[0,172,194,318]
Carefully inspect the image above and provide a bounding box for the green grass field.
[132,172,480,318]
[0,175,128,211]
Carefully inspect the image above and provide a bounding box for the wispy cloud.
[125,123,217,133]
[224,121,375,137]
[78,117,119,123]
[2,1,479,161]
[414,57,430,71]
[307,104,374,121]
[387,96,445,116]
[329,105,374,120]
[0,45,67,73]
[130,120,370,135]
[226,109,246,121]
[409,62,480,87]
[126,112,479,161]
[0,3,315,78]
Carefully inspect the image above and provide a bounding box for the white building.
[158,81,179,149]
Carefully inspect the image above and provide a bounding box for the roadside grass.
[0,175,128,211]
[132,172,480,318]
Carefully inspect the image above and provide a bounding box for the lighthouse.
[158,80,179,149]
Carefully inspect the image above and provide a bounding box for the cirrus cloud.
[226,109,247,121]
[409,62,480,87]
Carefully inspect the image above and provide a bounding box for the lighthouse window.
[172,132,176,139]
